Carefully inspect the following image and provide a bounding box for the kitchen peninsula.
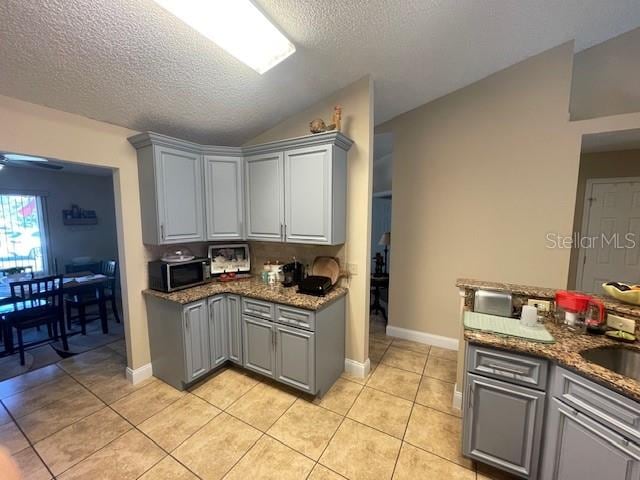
[457,278,640,480]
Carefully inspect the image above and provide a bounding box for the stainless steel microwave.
[148,258,210,292]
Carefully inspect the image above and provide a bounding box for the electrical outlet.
[607,314,636,334]
[528,299,551,312]
[347,263,358,275]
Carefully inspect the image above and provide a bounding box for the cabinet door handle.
[160,224,165,239]
[186,317,190,330]
[468,382,475,410]
[280,223,283,240]
[486,363,527,376]
[284,224,287,240]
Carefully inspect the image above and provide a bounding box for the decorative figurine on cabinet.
[332,104,342,131]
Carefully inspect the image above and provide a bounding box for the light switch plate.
[607,314,636,334]
[528,299,551,312]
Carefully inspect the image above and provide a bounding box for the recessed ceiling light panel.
[153,0,296,74]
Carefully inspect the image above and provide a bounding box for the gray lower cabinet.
[183,300,211,382]
[208,295,228,368]
[463,344,547,479]
[463,373,545,479]
[275,324,315,393]
[226,295,242,365]
[242,314,276,378]
[146,293,344,394]
[540,398,640,480]
[242,298,344,396]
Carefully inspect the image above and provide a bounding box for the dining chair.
[8,274,68,365]
[100,260,120,324]
[65,260,119,334]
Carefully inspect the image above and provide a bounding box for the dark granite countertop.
[465,320,640,402]
[456,278,640,318]
[143,277,347,311]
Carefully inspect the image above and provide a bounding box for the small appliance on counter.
[208,243,251,279]
[297,256,340,296]
[473,289,513,318]
[148,257,210,292]
[282,258,304,287]
[298,275,334,296]
[555,291,591,330]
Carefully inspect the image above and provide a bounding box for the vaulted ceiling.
[1,0,639,145]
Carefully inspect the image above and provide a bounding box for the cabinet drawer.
[467,344,548,390]
[275,305,315,331]
[242,298,275,320]
[551,366,640,444]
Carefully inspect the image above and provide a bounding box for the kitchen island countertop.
[465,320,640,402]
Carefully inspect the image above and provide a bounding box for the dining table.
[0,272,113,356]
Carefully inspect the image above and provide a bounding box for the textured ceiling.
[1,1,640,145]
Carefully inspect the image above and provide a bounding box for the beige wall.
[0,94,150,369]
[571,27,640,121]
[377,44,581,341]
[246,76,374,364]
[568,149,640,288]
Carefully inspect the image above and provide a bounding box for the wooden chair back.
[9,275,64,309]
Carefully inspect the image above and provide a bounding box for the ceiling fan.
[0,153,63,170]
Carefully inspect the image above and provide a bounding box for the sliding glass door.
[0,194,49,273]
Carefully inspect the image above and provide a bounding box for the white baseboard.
[453,383,463,410]
[344,357,371,379]
[385,325,459,351]
[126,363,153,385]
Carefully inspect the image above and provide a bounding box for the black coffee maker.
[282,259,304,287]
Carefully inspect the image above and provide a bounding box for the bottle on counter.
[261,262,271,283]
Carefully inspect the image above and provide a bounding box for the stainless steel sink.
[580,346,640,381]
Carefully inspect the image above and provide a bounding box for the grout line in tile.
[402,436,476,473]
[0,398,56,480]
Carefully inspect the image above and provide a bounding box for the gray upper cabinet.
[208,295,228,368]
[284,144,346,244]
[183,300,210,382]
[245,152,285,241]
[463,373,545,479]
[131,131,353,246]
[204,155,245,240]
[226,295,242,365]
[242,314,276,378]
[129,134,205,245]
[275,323,315,393]
[155,146,204,244]
[540,398,640,480]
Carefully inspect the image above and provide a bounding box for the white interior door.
[578,178,640,292]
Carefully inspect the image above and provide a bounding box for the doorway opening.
[370,133,393,341]
[569,129,640,293]
[0,155,125,381]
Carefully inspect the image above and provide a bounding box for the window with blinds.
[0,194,48,273]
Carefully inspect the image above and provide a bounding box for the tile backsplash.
[144,241,345,275]
[248,241,344,274]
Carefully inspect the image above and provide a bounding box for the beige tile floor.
[0,317,516,479]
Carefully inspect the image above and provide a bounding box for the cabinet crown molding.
[128,130,353,156]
